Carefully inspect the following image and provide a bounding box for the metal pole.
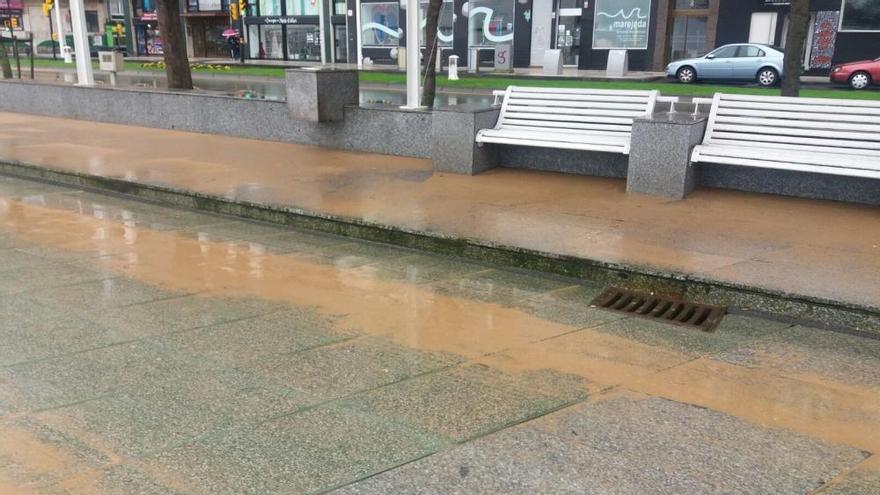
[402,0,421,109]
[48,11,56,59]
[68,0,93,85]
[355,0,362,67]
[10,26,20,78]
[28,32,33,79]
[53,0,68,58]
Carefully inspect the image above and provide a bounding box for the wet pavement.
[0,176,879,494]
[0,112,877,315]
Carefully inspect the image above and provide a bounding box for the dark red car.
[830,57,880,89]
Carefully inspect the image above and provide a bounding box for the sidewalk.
[0,111,877,327]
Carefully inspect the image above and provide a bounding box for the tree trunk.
[420,0,442,108]
[0,34,12,79]
[157,0,193,90]
[781,0,810,97]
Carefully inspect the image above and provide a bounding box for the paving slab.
[46,464,185,495]
[254,336,462,402]
[36,365,316,458]
[0,261,109,296]
[341,364,582,442]
[27,277,181,314]
[429,269,578,307]
[333,394,868,495]
[161,308,355,368]
[146,404,447,495]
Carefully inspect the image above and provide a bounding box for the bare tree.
[156,0,193,89]
[781,0,810,97]
[420,0,442,108]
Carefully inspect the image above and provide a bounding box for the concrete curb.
[1,160,877,336]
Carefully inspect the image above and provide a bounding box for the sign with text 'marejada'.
[592,0,651,50]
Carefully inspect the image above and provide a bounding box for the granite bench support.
[626,113,708,200]
[432,105,501,175]
[285,68,359,123]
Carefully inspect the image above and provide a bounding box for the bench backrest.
[703,93,880,157]
[496,87,659,137]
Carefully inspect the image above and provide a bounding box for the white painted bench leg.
[626,114,708,200]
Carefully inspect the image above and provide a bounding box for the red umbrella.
[222,29,240,38]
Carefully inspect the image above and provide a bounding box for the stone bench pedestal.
[285,68,358,123]
[627,113,708,199]
[432,105,500,175]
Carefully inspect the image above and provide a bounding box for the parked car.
[666,43,785,87]
[830,57,880,89]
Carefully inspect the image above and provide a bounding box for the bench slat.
[501,119,632,132]
[479,128,629,145]
[503,112,635,125]
[720,93,880,108]
[710,124,880,144]
[497,125,631,137]
[709,134,880,152]
[718,100,880,116]
[504,98,650,110]
[692,152,880,180]
[713,115,880,133]
[715,108,880,124]
[505,105,647,118]
[693,144,880,171]
[508,93,653,104]
[510,86,658,97]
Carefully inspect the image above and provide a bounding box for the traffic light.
[10,16,19,29]
[238,0,248,16]
[42,0,54,16]
[229,3,239,21]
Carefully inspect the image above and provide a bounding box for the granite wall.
[0,80,432,158]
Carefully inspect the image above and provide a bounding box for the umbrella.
[222,29,240,38]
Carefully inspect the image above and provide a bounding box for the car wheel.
[850,71,871,90]
[756,68,779,87]
[676,66,696,84]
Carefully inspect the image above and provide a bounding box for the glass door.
[555,7,582,67]
[334,24,347,63]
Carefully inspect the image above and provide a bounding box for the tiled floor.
[0,176,877,494]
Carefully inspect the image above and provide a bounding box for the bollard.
[448,55,459,80]
[468,47,480,74]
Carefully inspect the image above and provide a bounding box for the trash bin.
[448,55,459,80]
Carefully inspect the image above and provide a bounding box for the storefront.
[184,0,231,58]
[132,0,162,55]
[716,0,880,74]
[242,0,347,62]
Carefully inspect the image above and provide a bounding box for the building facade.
[7,0,878,74]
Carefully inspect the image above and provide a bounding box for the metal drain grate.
[591,287,726,332]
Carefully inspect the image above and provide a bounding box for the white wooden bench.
[691,93,880,179]
[478,86,659,155]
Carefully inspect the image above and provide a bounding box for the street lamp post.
[402,0,421,109]
[68,0,93,85]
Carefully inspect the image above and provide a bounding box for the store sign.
[809,11,839,70]
[592,0,651,50]
[761,1,790,5]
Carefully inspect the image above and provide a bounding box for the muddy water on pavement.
[2,190,879,462]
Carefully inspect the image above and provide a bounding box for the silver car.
[666,43,785,87]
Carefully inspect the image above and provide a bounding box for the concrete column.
[626,113,708,200]
[285,67,359,122]
[432,105,500,175]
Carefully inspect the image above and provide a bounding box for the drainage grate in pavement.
[591,287,726,332]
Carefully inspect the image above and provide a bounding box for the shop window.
[261,24,284,58]
[198,0,222,11]
[467,0,515,48]
[841,0,880,31]
[85,10,99,33]
[669,15,706,59]
[259,0,282,16]
[286,0,318,16]
[593,0,651,50]
[109,0,125,17]
[674,0,708,9]
[361,2,399,47]
[287,25,321,60]
[420,0,454,47]
[248,24,261,58]
[334,0,346,15]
